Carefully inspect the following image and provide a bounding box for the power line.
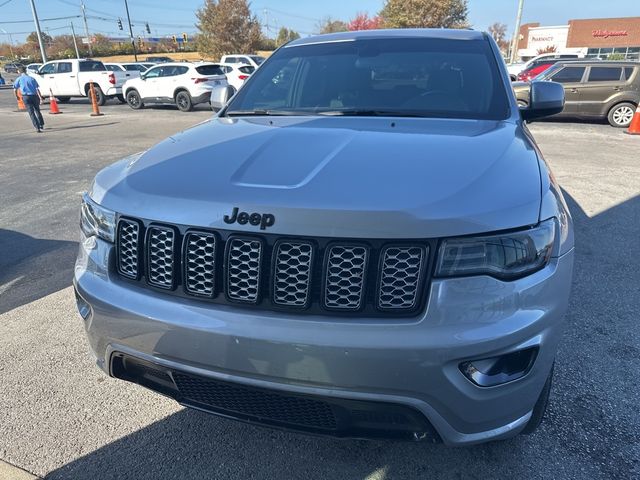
[0,15,82,24]
[0,0,15,8]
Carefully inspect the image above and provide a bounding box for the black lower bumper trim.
[110,353,441,442]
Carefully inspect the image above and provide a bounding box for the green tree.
[26,31,53,45]
[275,27,300,46]
[380,0,468,29]
[317,17,348,34]
[196,0,262,60]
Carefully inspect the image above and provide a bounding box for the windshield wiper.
[316,109,427,118]
[225,109,311,117]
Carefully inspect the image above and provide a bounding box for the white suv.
[122,62,228,112]
[220,54,265,68]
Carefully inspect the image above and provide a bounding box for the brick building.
[516,16,640,61]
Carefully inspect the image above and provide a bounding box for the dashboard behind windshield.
[226,37,511,120]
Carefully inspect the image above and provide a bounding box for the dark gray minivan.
[513,61,639,127]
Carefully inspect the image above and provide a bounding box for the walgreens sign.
[592,30,628,39]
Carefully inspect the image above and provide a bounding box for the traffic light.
[145,23,151,34]
[182,33,188,43]
[117,18,123,30]
[172,35,177,43]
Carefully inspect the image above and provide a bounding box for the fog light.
[460,347,538,387]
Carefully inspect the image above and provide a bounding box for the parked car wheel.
[57,96,70,103]
[175,91,193,112]
[126,90,144,110]
[607,102,636,128]
[89,84,106,106]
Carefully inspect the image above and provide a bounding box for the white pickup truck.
[29,59,128,105]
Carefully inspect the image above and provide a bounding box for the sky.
[0,0,638,44]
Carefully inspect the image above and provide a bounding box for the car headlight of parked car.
[80,193,116,243]
[436,218,556,280]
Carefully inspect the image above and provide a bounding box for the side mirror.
[139,74,146,80]
[521,81,565,121]
[210,85,235,110]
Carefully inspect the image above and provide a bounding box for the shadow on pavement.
[48,122,120,132]
[0,229,77,314]
[43,192,640,480]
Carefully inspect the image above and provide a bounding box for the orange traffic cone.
[625,104,640,135]
[49,89,61,114]
[89,82,103,117]
[15,90,26,112]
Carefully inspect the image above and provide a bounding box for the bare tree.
[196,0,262,60]
[380,0,468,29]
[488,22,509,54]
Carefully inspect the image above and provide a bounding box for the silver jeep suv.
[75,29,574,446]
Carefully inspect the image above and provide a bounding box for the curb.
[0,460,41,480]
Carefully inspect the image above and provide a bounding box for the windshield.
[225,37,510,120]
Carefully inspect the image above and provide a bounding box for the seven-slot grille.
[115,218,430,315]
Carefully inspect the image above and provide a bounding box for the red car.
[517,62,555,82]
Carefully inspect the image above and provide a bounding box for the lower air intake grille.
[378,246,426,310]
[173,372,338,430]
[226,237,262,303]
[146,226,175,289]
[116,219,140,279]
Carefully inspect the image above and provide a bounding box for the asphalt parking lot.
[0,88,639,480]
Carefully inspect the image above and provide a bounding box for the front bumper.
[74,234,573,445]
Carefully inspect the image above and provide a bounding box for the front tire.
[607,102,636,128]
[126,90,144,110]
[175,91,193,112]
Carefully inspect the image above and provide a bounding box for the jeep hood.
[92,116,542,238]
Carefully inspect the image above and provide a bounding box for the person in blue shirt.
[13,66,45,133]
[0,73,6,85]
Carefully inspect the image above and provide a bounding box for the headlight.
[435,219,556,281]
[80,193,116,243]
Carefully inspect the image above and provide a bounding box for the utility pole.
[80,1,93,56]
[0,29,15,59]
[123,0,138,61]
[28,0,47,62]
[70,22,80,59]
[509,0,525,64]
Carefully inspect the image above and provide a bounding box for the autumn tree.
[347,13,382,31]
[487,22,509,53]
[276,27,300,47]
[317,17,348,34]
[196,0,262,60]
[380,0,468,29]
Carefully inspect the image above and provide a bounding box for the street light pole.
[80,1,93,56]
[28,0,48,63]
[124,0,138,61]
[509,0,525,64]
